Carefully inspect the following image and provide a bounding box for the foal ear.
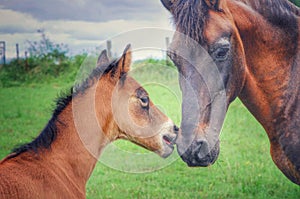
[204,0,222,11]
[116,44,132,78]
[160,0,174,11]
[97,50,109,67]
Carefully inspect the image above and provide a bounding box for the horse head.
[161,0,247,166]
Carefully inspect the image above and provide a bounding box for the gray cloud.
[0,25,36,34]
[0,0,173,59]
[0,0,165,22]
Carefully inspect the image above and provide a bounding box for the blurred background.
[0,0,300,198]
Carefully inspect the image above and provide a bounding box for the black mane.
[240,0,300,16]
[239,0,300,28]
[9,57,119,159]
[170,0,299,44]
[10,92,73,158]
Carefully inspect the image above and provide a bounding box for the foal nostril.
[173,125,179,133]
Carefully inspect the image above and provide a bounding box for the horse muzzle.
[176,136,220,167]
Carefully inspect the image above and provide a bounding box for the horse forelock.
[171,0,209,44]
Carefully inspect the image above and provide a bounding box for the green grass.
[0,60,299,198]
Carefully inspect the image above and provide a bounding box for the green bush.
[0,51,177,87]
[0,54,87,87]
[0,29,89,87]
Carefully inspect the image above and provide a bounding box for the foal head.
[161,0,247,166]
[93,45,178,158]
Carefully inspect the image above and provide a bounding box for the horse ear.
[160,0,174,11]
[203,0,222,11]
[97,50,109,67]
[116,44,132,78]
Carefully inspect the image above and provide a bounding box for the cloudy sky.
[0,0,174,60]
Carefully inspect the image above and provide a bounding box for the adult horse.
[0,45,178,198]
[160,0,300,185]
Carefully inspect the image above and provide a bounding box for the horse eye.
[139,96,149,109]
[214,47,230,61]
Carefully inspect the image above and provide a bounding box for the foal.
[0,45,178,198]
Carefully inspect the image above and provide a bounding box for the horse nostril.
[196,140,204,146]
[195,140,209,159]
[173,125,179,133]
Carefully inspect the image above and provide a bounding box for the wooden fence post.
[165,37,171,65]
[106,40,112,58]
[16,43,20,60]
[25,51,29,71]
[0,41,6,65]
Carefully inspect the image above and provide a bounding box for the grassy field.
[0,61,299,198]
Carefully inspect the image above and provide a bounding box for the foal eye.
[139,96,149,109]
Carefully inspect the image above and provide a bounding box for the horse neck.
[229,1,300,137]
[43,83,112,185]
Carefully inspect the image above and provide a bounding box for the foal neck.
[42,82,112,185]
